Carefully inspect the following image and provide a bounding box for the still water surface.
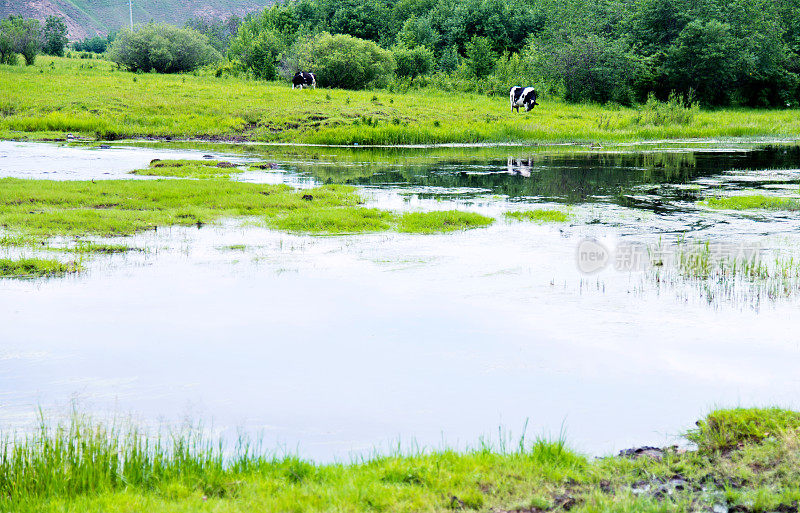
[1,140,799,460]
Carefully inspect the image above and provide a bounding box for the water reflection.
[295,145,800,209]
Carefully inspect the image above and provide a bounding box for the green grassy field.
[4,408,800,512]
[2,56,800,145]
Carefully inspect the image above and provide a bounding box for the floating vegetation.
[505,209,569,223]
[0,257,81,278]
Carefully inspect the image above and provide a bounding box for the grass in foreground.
[701,194,800,211]
[5,408,800,512]
[0,257,81,278]
[505,209,569,223]
[2,56,800,145]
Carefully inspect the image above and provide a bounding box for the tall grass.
[0,413,583,510]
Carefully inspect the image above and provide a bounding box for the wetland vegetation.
[4,408,800,512]
[2,56,800,145]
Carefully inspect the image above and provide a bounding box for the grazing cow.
[292,71,316,89]
[509,86,539,112]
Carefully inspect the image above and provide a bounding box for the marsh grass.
[68,242,136,254]
[267,207,397,234]
[0,257,81,278]
[131,159,245,179]
[6,408,800,512]
[398,211,494,233]
[0,178,362,237]
[505,209,569,223]
[3,56,800,145]
[701,194,800,211]
[648,240,800,304]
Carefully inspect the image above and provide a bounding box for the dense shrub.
[108,24,221,73]
[228,26,284,79]
[393,44,434,80]
[281,32,395,89]
[73,34,114,53]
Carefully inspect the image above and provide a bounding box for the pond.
[1,140,799,461]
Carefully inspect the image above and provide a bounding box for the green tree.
[662,20,742,105]
[464,35,496,78]
[549,34,635,104]
[0,16,41,65]
[42,16,68,56]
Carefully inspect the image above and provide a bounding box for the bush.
[73,34,113,54]
[393,44,434,80]
[281,32,395,89]
[631,92,698,126]
[42,16,67,56]
[108,24,221,73]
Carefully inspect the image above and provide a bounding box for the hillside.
[0,0,267,39]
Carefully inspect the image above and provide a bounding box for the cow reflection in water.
[507,157,533,177]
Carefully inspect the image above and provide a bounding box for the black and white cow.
[509,86,539,112]
[292,71,316,89]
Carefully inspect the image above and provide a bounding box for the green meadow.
[4,408,800,512]
[2,56,800,145]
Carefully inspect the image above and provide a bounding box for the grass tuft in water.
[130,159,244,179]
[505,209,569,223]
[0,257,81,278]
[398,211,494,233]
[267,207,397,234]
[701,194,800,211]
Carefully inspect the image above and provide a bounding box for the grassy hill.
[0,0,267,39]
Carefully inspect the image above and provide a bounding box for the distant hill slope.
[0,0,268,40]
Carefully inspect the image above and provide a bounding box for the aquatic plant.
[267,207,396,234]
[701,194,800,211]
[0,257,81,277]
[130,159,245,179]
[397,210,494,233]
[505,209,569,223]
